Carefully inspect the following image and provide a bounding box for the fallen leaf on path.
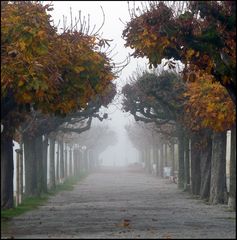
[116,219,132,228]
[163,233,172,239]
[123,219,131,227]
[120,209,126,212]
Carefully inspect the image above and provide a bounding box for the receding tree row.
[12,124,117,207]
[121,1,236,210]
[122,70,235,210]
[1,1,120,210]
[1,0,236,215]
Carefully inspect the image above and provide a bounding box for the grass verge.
[1,172,88,224]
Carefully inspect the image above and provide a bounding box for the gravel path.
[1,167,236,239]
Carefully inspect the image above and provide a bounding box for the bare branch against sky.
[44,1,149,165]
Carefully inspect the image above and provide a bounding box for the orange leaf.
[22,92,32,102]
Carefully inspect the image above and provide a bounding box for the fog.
[93,107,139,167]
[45,1,149,166]
[3,2,236,238]
[9,0,233,190]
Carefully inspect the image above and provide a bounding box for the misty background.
[12,1,149,167]
[47,1,149,166]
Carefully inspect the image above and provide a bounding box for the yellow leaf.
[218,113,225,121]
[37,30,45,39]
[186,49,195,59]
[18,79,24,87]
[19,41,26,51]
[74,66,85,73]
[22,92,32,102]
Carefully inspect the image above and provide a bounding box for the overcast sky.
[45,1,150,165]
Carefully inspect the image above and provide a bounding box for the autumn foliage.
[1,1,115,121]
[183,71,236,132]
[122,1,236,103]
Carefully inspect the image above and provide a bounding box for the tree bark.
[19,142,23,203]
[147,148,152,174]
[159,144,164,177]
[177,128,185,189]
[228,126,236,210]
[143,149,146,164]
[1,132,14,209]
[15,149,21,206]
[209,131,228,204]
[184,136,190,191]
[90,150,95,171]
[69,147,73,177]
[84,150,89,172]
[190,134,201,195]
[35,135,43,196]
[170,143,175,176]
[64,145,68,179]
[49,138,56,189]
[164,143,168,167]
[24,135,38,197]
[59,141,64,181]
[56,142,60,184]
[42,135,48,193]
[199,135,212,200]
[73,149,78,176]
[154,145,159,176]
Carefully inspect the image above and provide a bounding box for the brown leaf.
[116,219,131,228]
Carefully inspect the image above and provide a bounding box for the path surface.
[1,167,236,239]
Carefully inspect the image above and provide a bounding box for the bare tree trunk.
[170,142,175,177]
[79,150,84,173]
[1,132,14,209]
[190,134,201,196]
[184,136,190,191]
[147,148,152,174]
[73,149,78,176]
[228,125,236,210]
[56,143,60,184]
[69,147,73,177]
[64,145,68,179]
[35,135,43,196]
[142,149,145,163]
[209,131,228,204]
[94,149,100,169]
[84,150,89,172]
[42,135,48,193]
[49,137,56,189]
[19,142,23,203]
[59,141,64,182]
[199,135,212,200]
[15,140,23,205]
[164,143,168,167]
[144,148,148,173]
[138,150,142,164]
[24,135,38,197]
[154,145,159,176]
[15,149,21,206]
[177,128,185,190]
[159,144,164,177]
[89,150,95,171]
